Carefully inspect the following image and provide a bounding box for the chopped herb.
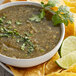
[18,36,34,52]
[21,43,26,51]
[43,0,59,7]
[0,18,3,24]
[52,5,73,26]
[24,32,33,37]
[3,48,7,51]
[0,16,6,25]
[25,54,27,57]
[0,27,34,52]
[2,16,6,19]
[27,46,34,54]
[16,21,22,25]
[7,26,12,29]
[40,9,45,19]
[40,49,45,52]
[16,39,20,43]
[0,27,18,37]
[0,34,9,37]
[29,7,45,22]
[29,15,41,22]
[0,27,4,32]
[13,29,17,32]
[29,0,58,22]
[27,40,33,47]
[6,20,12,25]
[29,0,73,26]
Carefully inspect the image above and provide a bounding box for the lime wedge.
[60,36,76,57]
[56,51,76,69]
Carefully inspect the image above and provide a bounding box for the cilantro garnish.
[0,16,6,25]
[6,20,12,25]
[21,43,26,51]
[16,21,22,25]
[52,5,73,26]
[0,27,34,53]
[24,32,33,37]
[0,15,34,53]
[29,0,73,26]
[29,15,41,22]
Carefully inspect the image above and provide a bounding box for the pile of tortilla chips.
[2,0,76,76]
[7,53,76,76]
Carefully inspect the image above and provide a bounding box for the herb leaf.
[16,21,22,25]
[21,43,26,51]
[29,15,41,22]
[24,32,33,37]
[0,34,9,37]
[52,5,73,26]
[39,9,45,19]
[27,46,34,54]
[0,16,6,25]
[44,0,59,7]
[6,20,12,25]
[29,0,73,26]
[29,9,45,22]
[0,26,34,52]
[52,14,62,25]
[0,18,3,23]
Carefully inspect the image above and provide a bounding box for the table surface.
[0,66,13,76]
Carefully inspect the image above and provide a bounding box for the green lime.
[56,51,76,69]
[60,36,76,57]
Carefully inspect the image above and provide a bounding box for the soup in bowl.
[0,1,65,67]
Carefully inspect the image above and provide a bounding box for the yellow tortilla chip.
[70,7,76,13]
[73,14,76,36]
[3,0,26,3]
[9,63,45,76]
[64,22,75,38]
[3,0,11,3]
[65,13,76,37]
[46,63,76,76]
[58,0,65,6]
[64,64,76,73]
[46,72,76,76]
[45,53,62,75]
[58,0,75,38]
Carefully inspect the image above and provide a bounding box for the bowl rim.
[0,1,65,67]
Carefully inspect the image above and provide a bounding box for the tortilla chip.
[64,64,76,73]
[3,0,26,3]
[73,14,76,36]
[46,72,76,76]
[45,53,62,75]
[58,0,65,6]
[70,7,76,13]
[3,0,11,3]
[64,22,75,38]
[58,0,75,38]
[8,63,45,76]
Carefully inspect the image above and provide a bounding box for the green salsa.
[0,5,61,59]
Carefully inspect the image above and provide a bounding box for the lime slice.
[60,36,76,57]
[56,51,76,69]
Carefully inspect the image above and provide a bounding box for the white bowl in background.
[0,1,65,68]
[0,0,4,4]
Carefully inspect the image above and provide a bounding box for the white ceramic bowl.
[0,0,4,4]
[0,1,65,68]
